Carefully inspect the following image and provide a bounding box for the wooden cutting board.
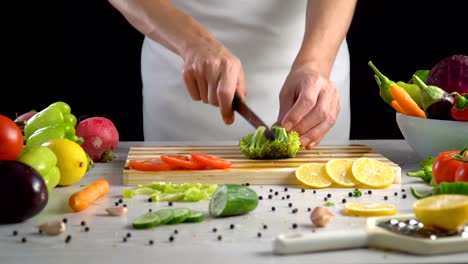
[122,145,401,186]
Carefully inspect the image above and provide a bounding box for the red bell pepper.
[451,92,468,121]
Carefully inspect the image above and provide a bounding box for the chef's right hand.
[181,42,247,125]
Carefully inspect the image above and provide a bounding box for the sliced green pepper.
[24,101,78,140]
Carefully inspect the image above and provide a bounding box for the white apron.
[141,0,350,142]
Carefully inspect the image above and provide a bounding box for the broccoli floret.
[239,125,301,159]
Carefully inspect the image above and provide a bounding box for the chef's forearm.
[294,0,357,77]
[108,0,219,60]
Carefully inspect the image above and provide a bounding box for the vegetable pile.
[369,54,468,121]
[408,145,468,198]
[239,125,301,159]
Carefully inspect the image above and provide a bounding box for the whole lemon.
[42,138,88,186]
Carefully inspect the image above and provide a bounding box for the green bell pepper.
[25,123,83,149]
[17,145,61,191]
[24,101,78,140]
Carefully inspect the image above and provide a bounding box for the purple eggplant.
[0,160,48,224]
[412,75,455,120]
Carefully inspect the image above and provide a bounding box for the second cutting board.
[122,144,402,186]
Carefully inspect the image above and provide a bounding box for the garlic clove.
[106,206,128,216]
[38,220,66,236]
[310,206,335,227]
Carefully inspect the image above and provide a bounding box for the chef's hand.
[277,63,340,150]
[181,42,247,125]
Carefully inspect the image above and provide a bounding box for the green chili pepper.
[24,101,78,140]
[410,182,468,199]
[368,61,423,108]
[368,61,395,105]
[25,123,83,149]
[407,156,435,184]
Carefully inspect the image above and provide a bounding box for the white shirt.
[140,0,350,142]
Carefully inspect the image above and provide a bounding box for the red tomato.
[191,153,232,169]
[160,154,206,170]
[0,114,24,160]
[432,148,468,184]
[128,159,179,171]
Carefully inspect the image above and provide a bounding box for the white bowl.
[396,113,468,158]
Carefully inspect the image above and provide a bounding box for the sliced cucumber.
[167,208,191,224]
[209,184,258,217]
[132,212,161,229]
[183,210,205,223]
[154,208,175,224]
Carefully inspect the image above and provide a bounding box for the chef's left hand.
[277,63,340,150]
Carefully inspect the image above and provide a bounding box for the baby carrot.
[69,178,110,212]
[391,100,407,115]
[390,84,426,118]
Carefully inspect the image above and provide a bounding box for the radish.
[14,110,37,133]
[75,117,119,162]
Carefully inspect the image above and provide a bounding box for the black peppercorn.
[174,229,179,234]
[281,197,285,200]
[274,191,279,196]
[148,197,152,202]
[230,224,235,229]
[402,194,407,199]
[286,195,290,199]
[301,189,305,193]
[284,187,288,192]
[367,190,372,195]
[313,190,316,194]
[123,204,127,208]
[12,230,18,236]
[65,235,72,243]
[218,235,222,241]
[84,227,90,232]
[149,208,152,212]
[62,218,68,224]
[292,223,297,229]
[263,224,268,229]
[115,202,119,206]
[292,208,298,214]
[327,193,331,198]
[394,192,398,196]
[348,192,353,197]
[384,196,388,200]
[268,194,273,199]
[257,232,262,238]
[149,240,154,245]
[307,208,311,212]
[288,202,293,208]
[126,232,132,238]
[168,201,173,206]
[259,196,263,200]
[21,237,27,243]
[212,228,217,233]
[123,237,127,242]
[169,236,174,242]
[270,189,273,193]
[80,221,86,226]
[246,183,250,186]
[342,199,347,203]
[119,198,123,203]
[271,206,276,211]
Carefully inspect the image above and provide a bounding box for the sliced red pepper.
[128,159,179,171]
[451,92,468,121]
[160,154,206,170]
[191,153,232,169]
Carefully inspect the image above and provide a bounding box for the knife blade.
[232,94,275,140]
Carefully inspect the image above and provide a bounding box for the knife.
[232,94,275,140]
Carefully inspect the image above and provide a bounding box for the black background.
[2,0,467,141]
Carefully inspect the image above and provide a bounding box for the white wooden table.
[1,140,467,264]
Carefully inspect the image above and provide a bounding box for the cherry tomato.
[128,159,179,171]
[0,114,24,160]
[432,148,468,184]
[160,154,206,170]
[191,153,232,169]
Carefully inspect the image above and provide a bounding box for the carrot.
[69,178,110,212]
[390,84,427,118]
[391,100,407,115]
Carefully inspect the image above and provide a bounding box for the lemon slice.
[325,159,356,187]
[351,158,395,189]
[413,194,468,231]
[344,202,397,217]
[295,163,332,188]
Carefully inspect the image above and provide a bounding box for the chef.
[108,0,357,149]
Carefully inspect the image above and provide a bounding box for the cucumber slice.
[132,212,161,229]
[167,208,191,224]
[183,210,205,223]
[154,208,175,224]
[209,184,258,217]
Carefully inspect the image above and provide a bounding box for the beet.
[0,160,48,223]
[426,54,468,94]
